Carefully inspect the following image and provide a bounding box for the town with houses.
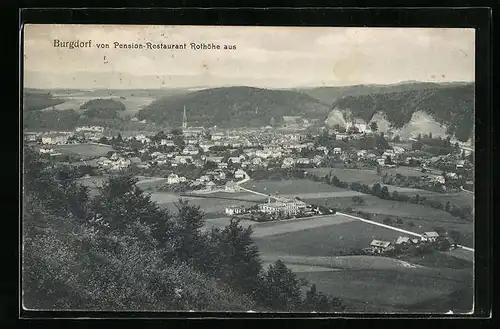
[24,106,474,256]
[25,107,474,191]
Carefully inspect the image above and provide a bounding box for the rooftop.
[370,240,392,248]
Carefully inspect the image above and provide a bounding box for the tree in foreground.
[257,260,303,311]
[211,218,263,298]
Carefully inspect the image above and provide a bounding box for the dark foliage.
[330,84,474,141]
[23,91,66,112]
[138,86,331,128]
[22,147,344,312]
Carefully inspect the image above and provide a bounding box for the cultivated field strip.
[250,215,354,238]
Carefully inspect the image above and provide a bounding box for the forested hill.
[137,86,331,128]
[80,98,126,111]
[329,83,474,141]
[297,81,470,106]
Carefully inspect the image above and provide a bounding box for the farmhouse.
[296,158,311,165]
[198,175,211,182]
[211,133,224,141]
[199,141,215,151]
[135,134,151,144]
[167,173,180,184]
[39,148,54,154]
[205,156,223,164]
[24,132,38,142]
[395,236,415,247]
[455,160,465,169]
[225,205,246,216]
[370,240,394,254]
[255,150,271,159]
[421,231,440,242]
[234,169,247,179]
[174,155,193,164]
[282,157,295,168]
[205,181,216,190]
[333,147,342,155]
[76,126,104,133]
[41,133,69,145]
[357,150,367,158]
[160,139,175,146]
[182,145,199,155]
[206,170,226,180]
[225,180,240,192]
[218,162,229,169]
[429,175,446,184]
[392,146,405,154]
[183,127,205,137]
[228,157,242,164]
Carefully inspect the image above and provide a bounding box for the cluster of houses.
[24,126,106,145]
[26,123,472,193]
[96,153,132,171]
[368,231,444,254]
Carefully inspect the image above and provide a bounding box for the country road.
[460,186,474,194]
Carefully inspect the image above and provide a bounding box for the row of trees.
[319,172,473,221]
[23,147,344,312]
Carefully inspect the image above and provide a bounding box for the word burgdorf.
[53,39,92,49]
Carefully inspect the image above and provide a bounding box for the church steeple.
[182,105,188,129]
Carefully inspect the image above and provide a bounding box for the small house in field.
[234,169,247,179]
[167,173,180,185]
[225,180,240,192]
[205,181,216,191]
[370,240,394,254]
[225,205,246,216]
[395,236,412,246]
[421,231,440,242]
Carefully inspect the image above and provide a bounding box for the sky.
[23,24,475,89]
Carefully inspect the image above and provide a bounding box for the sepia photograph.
[21,24,475,314]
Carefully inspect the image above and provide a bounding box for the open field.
[203,215,354,236]
[52,143,113,158]
[251,213,473,313]
[254,218,404,257]
[308,167,381,185]
[154,193,256,215]
[261,262,340,273]
[295,269,472,313]
[384,166,441,177]
[77,175,108,188]
[351,199,460,222]
[323,197,474,248]
[442,248,474,262]
[135,176,168,190]
[260,254,426,271]
[240,179,347,195]
[399,252,473,269]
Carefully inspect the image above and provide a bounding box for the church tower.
[182,105,188,129]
